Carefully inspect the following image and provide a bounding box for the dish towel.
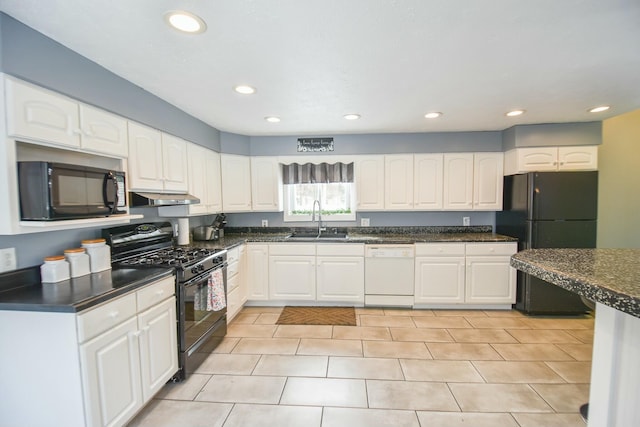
[207,268,226,311]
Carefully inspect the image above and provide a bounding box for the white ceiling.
[1,0,639,136]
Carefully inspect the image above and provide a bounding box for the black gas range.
[103,222,228,381]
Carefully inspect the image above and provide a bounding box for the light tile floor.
[129,307,593,427]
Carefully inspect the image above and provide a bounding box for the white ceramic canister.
[40,255,71,283]
[64,247,91,278]
[81,239,112,273]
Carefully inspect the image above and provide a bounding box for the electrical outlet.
[463,217,470,226]
[261,219,268,227]
[361,218,370,227]
[0,248,17,272]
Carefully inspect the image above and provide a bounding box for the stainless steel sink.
[286,232,349,241]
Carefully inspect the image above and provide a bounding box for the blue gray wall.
[502,122,602,151]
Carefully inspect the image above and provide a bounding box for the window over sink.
[282,162,356,222]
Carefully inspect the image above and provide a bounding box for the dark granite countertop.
[190,226,517,250]
[0,266,175,313]
[511,249,640,318]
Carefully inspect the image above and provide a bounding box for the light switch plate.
[0,247,17,272]
[463,217,470,226]
[261,219,268,227]
[361,218,370,227]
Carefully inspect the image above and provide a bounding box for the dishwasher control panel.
[365,245,415,258]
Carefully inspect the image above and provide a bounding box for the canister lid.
[64,248,86,254]
[44,255,65,262]
[81,238,106,245]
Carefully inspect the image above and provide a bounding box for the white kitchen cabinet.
[5,77,128,157]
[414,153,444,210]
[504,146,598,175]
[128,122,189,193]
[414,243,466,304]
[355,155,385,210]
[206,150,223,213]
[181,143,222,215]
[0,275,177,427]
[443,153,474,210]
[316,244,365,303]
[251,156,283,211]
[221,154,252,212]
[227,245,247,321]
[465,243,517,304]
[269,244,316,301]
[473,152,503,210]
[246,243,269,301]
[384,154,414,210]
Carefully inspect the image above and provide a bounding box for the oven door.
[180,264,228,353]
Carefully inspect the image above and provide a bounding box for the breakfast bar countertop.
[511,248,640,318]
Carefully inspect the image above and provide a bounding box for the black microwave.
[18,162,127,220]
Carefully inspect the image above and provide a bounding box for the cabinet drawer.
[228,260,239,279]
[77,293,137,343]
[415,243,465,256]
[465,243,517,256]
[136,276,175,312]
[269,243,316,256]
[228,272,239,293]
[227,247,239,264]
[316,244,364,256]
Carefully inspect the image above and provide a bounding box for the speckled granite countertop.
[511,249,640,318]
[192,226,517,250]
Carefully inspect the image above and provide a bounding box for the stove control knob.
[191,267,198,274]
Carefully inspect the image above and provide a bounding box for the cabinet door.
[473,153,503,210]
[5,77,81,147]
[138,297,178,401]
[385,154,414,210]
[558,146,598,171]
[79,105,128,157]
[221,154,252,212]
[443,153,473,210]
[269,255,316,300]
[161,134,189,192]
[465,256,516,304]
[355,156,385,210]
[516,147,558,172]
[414,256,465,304]
[316,256,364,303]
[251,157,283,211]
[80,316,142,427]
[414,154,443,210]
[186,143,208,214]
[246,244,269,300]
[128,121,164,191]
[206,150,223,212]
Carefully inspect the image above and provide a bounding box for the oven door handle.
[182,264,227,288]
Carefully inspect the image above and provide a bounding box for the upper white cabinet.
[473,153,503,210]
[5,77,128,157]
[128,122,188,193]
[414,154,444,210]
[184,143,222,215]
[355,156,385,210]
[384,154,414,210]
[504,146,598,175]
[443,153,503,211]
[206,149,223,213]
[251,157,283,211]
[443,153,474,210]
[221,154,252,212]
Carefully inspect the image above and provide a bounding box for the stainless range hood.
[129,192,200,207]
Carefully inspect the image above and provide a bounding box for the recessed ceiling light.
[164,10,207,34]
[506,109,526,117]
[344,114,361,120]
[234,85,256,95]
[589,105,610,113]
[424,112,443,119]
[265,116,281,123]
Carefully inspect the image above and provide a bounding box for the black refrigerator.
[496,171,598,315]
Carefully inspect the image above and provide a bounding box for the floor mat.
[276,306,357,326]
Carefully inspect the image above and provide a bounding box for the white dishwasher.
[365,245,415,307]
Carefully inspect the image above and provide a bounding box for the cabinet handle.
[155,289,165,296]
[108,311,119,319]
[84,129,94,137]
[72,128,82,135]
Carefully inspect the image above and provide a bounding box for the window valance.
[282,162,354,184]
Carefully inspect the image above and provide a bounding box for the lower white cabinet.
[269,244,316,300]
[0,275,178,427]
[227,245,248,321]
[415,242,517,307]
[316,244,365,303]
[246,243,269,300]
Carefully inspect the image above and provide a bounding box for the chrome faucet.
[312,199,326,236]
